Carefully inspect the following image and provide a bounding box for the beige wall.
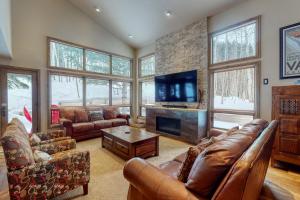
[0,0,135,131]
[209,0,300,121]
[0,0,12,57]
[137,43,155,58]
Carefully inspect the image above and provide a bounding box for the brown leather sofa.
[123,119,278,200]
[59,106,130,141]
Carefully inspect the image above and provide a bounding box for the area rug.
[54,136,190,200]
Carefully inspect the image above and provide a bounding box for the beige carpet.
[55,136,190,200]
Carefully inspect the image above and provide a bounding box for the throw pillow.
[89,111,104,121]
[60,108,75,122]
[177,147,201,182]
[74,109,89,123]
[103,107,118,120]
[33,150,52,162]
[8,118,28,137]
[1,128,35,170]
[29,133,41,146]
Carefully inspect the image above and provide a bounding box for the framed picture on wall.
[280,22,300,79]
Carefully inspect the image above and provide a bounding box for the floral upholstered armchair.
[9,118,71,147]
[1,122,90,199]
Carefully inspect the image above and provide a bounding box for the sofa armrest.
[35,129,65,140]
[123,158,200,200]
[39,136,71,145]
[59,118,73,127]
[117,114,130,124]
[32,139,76,155]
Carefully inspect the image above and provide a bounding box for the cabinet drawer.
[136,140,156,156]
[279,136,300,155]
[103,135,113,146]
[115,141,129,155]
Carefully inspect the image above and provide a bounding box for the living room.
[0,0,300,199]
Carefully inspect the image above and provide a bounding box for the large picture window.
[209,16,260,130]
[138,54,156,117]
[50,75,83,106]
[48,38,133,126]
[112,56,131,77]
[86,50,110,74]
[140,55,155,77]
[86,79,109,106]
[211,17,260,65]
[50,41,83,70]
[211,66,257,129]
[48,38,132,77]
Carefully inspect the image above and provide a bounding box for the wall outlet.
[263,78,269,85]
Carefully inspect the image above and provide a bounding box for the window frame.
[139,53,156,78]
[138,53,156,117]
[208,16,261,130]
[47,37,133,78]
[209,16,261,68]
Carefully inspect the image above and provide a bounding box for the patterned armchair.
[1,122,90,199]
[9,118,71,147]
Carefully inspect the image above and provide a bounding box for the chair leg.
[83,184,88,195]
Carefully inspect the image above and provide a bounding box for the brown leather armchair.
[124,120,278,200]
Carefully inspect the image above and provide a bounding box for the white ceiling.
[69,0,246,49]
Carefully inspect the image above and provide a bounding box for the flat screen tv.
[155,70,197,102]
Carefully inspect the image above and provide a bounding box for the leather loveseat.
[123,119,278,200]
[59,106,130,141]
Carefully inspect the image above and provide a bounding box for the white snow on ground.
[214,96,254,110]
[8,88,32,133]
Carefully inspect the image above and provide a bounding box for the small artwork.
[280,22,300,79]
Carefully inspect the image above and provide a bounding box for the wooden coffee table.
[101,126,159,160]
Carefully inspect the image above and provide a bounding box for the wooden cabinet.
[272,86,300,166]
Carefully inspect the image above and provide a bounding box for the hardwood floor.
[0,147,299,200]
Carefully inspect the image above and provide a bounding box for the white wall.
[0,0,12,57]
[0,0,135,131]
[209,0,300,121]
[137,43,155,58]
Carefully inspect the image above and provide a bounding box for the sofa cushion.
[185,133,253,197]
[111,118,127,127]
[74,109,89,123]
[60,108,76,122]
[89,111,104,121]
[94,120,112,129]
[211,126,239,143]
[1,127,35,171]
[103,107,118,120]
[159,160,182,179]
[72,122,94,133]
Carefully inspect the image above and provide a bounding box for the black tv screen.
[155,70,197,102]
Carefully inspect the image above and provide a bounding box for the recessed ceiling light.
[128,35,134,39]
[165,11,173,17]
[95,8,101,13]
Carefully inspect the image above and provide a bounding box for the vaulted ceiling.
[69,0,247,49]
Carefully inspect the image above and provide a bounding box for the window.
[140,80,155,117]
[86,50,110,74]
[49,40,83,70]
[140,55,155,77]
[112,56,131,77]
[211,17,259,65]
[50,75,83,106]
[112,81,131,105]
[211,66,257,129]
[86,79,109,106]
[209,17,260,130]
[48,38,132,76]
[118,107,131,115]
